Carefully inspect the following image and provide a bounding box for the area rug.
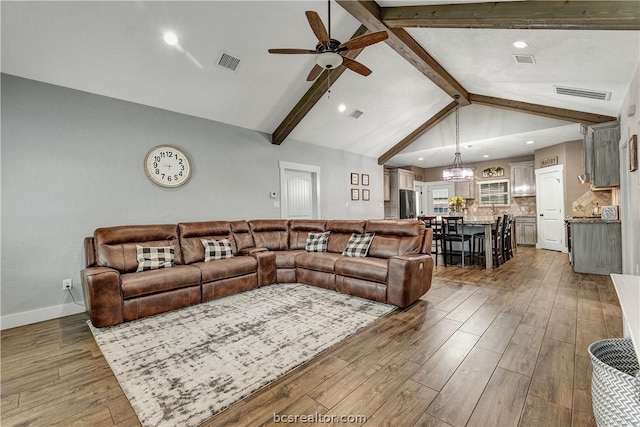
[88,283,395,427]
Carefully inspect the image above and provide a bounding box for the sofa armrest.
[386,254,434,308]
[253,251,276,286]
[81,266,123,328]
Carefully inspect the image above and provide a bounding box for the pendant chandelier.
[443,96,475,181]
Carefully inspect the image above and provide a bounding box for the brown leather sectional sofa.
[82,219,434,327]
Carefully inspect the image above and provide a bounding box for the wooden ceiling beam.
[337,0,469,105]
[381,1,640,30]
[378,101,458,165]
[469,94,617,124]
[271,25,368,145]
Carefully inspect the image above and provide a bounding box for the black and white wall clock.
[144,145,191,188]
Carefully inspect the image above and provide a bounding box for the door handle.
[539,214,544,216]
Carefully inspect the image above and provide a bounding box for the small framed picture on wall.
[361,174,369,186]
[350,173,359,185]
[362,189,370,201]
[351,189,359,200]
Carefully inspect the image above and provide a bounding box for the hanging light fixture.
[443,96,475,181]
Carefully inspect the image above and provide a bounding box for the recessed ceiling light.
[483,154,489,158]
[338,104,346,113]
[526,140,535,144]
[418,157,424,161]
[163,31,179,46]
[513,40,528,49]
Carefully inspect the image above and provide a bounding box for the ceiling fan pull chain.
[327,71,331,98]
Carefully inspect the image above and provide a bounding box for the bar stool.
[502,215,513,261]
[441,217,473,267]
[422,217,443,266]
[474,216,504,268]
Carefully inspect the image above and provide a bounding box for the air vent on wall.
[553,85,611,101]
[348,109,363,119]
[217,51,241,72]
[513,54,535,64]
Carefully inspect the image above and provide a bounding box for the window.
[432,188,450,214]
[478,179,510,206]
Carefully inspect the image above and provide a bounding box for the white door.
[415,183,426,216]
[279,161,320,219]
[536,165,565,252]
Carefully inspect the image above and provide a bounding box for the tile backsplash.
[571,190,612,217]
[466,196,537,217]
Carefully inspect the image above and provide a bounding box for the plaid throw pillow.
[136,245,175,272]
[342,233,375,257]
[201,238,234,262]
[305,231,330,252]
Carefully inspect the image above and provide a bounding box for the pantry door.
[536,165,566,252]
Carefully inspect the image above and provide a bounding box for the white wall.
[0,74,384,328]
[618,65,640,276]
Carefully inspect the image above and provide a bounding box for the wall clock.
[144,145,191,188]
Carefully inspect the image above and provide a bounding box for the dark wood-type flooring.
[1,247,623,426]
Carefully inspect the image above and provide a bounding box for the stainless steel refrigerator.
[399,189,416,219]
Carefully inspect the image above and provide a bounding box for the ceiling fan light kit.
[316,52,343,69]
[443,96,475,182]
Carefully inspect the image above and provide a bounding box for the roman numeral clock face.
[144,145,191,188]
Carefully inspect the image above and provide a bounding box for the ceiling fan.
[268,2,388,81]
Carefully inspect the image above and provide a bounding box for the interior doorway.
[279,161,320,219]
[535,165,566,252]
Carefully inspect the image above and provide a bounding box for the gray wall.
[1,74,384,323]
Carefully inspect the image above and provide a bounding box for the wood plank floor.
[1,247,624,426]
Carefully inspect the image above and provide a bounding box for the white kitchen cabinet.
[454,179,475,199]
[383,170,390,201]
[398,169,415,190]
[510,161,535,197]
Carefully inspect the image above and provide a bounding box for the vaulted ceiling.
[2,1,639,169]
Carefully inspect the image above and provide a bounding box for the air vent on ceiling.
[513,54,535,64]
[553,85,611,101]
[217,51,241,72]
[348,109,364,119]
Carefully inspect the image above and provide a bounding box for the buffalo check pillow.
[201,238,234,261]
[305,231,330,252]
[136,245,175,272]
[342,232,375,257]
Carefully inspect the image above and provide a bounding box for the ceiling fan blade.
[268,48,317,54]
[338,31,388,51]
[306,64,324,81]
[342,57,372,77]
[305,11,330,44]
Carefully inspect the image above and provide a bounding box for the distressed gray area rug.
[88,283,395,427]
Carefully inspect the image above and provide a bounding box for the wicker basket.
[588,339,640,427]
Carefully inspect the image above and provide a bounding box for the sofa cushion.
[289,220,327,250]
[231,220,255,252]
[95,224,183,273]
[136,245,175,272]
[365,220,425,258]
[305,232,330,252]
[275,250,305,269]
[326,220,366,253]
[295,252,342,273]
[334,256,388,283]
[342,233,375,257]
[178,221,234,264]
[249,219,290,251]
[202,239,234,261]
[121,265,201,299]
[195,256,258,283]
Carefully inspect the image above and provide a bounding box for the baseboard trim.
[1,303,86,330]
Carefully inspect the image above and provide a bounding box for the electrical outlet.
[62,279,72,291]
